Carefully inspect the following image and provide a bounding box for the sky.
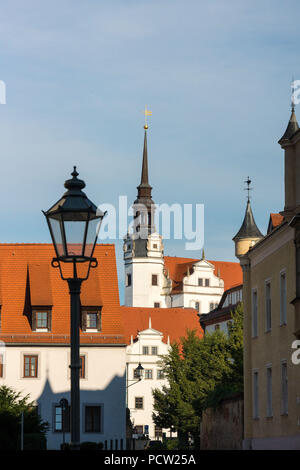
[0,0,299,303]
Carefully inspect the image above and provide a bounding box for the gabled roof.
[232,200,263,241]
[121,306,203,345]
[267,213,284,234]
[200,284,243,328]
[164,256,242,293]
[0,244,125,345]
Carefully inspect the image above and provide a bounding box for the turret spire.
[233,178,263,258]
[279,84,299,143]
[140,130,149,186]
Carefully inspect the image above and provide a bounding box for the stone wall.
[200,395,243,450]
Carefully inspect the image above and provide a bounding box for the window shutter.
[47,310,52,331]
[96,310,102,331]
[32,311,36,331]
[81,311,87,332]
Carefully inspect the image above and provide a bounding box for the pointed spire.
[233,199,263,241]
[279,102,299,143]
[149,316,152,328]
[136,127,153,199]
[140,130,149,186]
[167,335,170,346]
[201,248,205,260]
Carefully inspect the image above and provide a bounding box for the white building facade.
[126,320,171,440]
[0,342,126,450]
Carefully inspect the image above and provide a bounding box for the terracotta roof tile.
[121,306,203,345]
[164,256,242,292]
[0,244,125,345]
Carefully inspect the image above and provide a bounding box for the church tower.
[233,178,263,260]
[123,125,166,307]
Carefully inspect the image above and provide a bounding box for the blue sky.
[0,0,299,303]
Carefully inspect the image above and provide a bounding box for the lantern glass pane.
[64,220,86,257]
[48,218,64,257]
[84,217,101,258]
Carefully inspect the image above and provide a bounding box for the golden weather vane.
[144,105,152,129]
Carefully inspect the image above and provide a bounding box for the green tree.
[152,304,244,447]
[0,385,48,450]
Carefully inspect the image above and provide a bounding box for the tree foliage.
[152,303,243,445]
[0,385,48,450]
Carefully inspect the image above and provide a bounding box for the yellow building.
[234,107,300,449]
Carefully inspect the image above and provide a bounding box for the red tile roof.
[164,256,242,293]
[121,306,203,345]
[270,213,284,228]
[0,244,125,345]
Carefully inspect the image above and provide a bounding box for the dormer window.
[81,308,101,332]
[32,309,52,332]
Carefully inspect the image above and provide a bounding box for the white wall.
[126,327,172,440]
[205,320,229,335]
[0,344,126,449]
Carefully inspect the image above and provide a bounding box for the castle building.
[234,106,300,449]
[124,127,242,311]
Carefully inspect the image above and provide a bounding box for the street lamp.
[43,167,105,450]
[126,362,144,409]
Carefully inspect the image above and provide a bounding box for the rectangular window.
[127,274,132,287]
[81,309,101,332]
[154,302,160,308]
[152,274,158,286]
[157,370,164,379]
[209,303,214,311]
[253,371,259,419]
[195,302,200,313]
[214,324,220,330]
[280,272,287,325]
[266,366,273,417]
[36,311,48,329]
[85,406,101,433]
[145,369,153,380]
[80,356,85,379]
[135,397,144,409]
[86,313,97,329]
[205,279,210,287]
[252,290,258,337]
[32,309,51,331]
[142,346,149,355]
[198,278,203,287]
[265,281,272,332]
[0,354,3,378]
[281,362,288,415]
[134,425,143,435]
[24,355,38,378]
[54,404,70,432]
[151,346,158,355]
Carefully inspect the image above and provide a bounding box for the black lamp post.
[126,362,144,408]
[43,167,105,450]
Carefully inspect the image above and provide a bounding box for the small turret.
[233,178,263,259]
